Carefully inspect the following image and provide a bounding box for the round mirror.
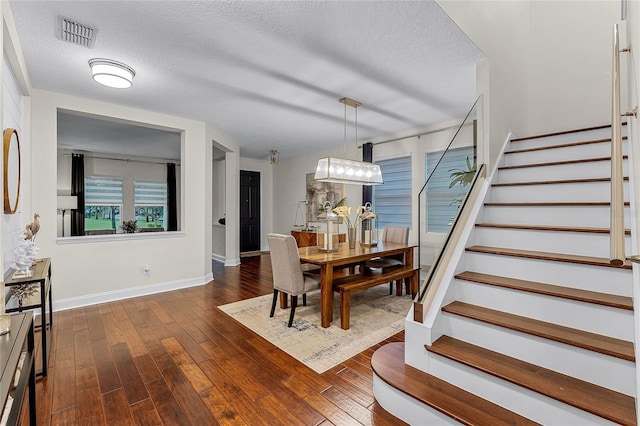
[3,128,21,214]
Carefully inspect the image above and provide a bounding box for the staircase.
[372,125,637,425]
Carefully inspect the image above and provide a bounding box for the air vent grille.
[57,17,96,48]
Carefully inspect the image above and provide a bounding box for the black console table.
[5,258,52,377]
[0,312,35,426]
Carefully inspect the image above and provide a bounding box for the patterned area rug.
[218,286,412,373]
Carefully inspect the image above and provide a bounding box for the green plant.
[121,220,138,233]
[449,156,477,208]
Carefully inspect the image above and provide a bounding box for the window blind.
[425,147,474,233]
[373,155,412,229]
[134,180,167,206]
[85,176,123,205]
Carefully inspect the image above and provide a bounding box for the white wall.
[212,155,225,260]
[438,0,620,172]
[527,1,620,133]
[273,143,362,235]
[2,54,24,275]
[31,89,213,308]
[437,0,530,174]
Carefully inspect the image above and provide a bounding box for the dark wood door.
[240,170,261,252]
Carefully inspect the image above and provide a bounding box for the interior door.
[240,170,261,252]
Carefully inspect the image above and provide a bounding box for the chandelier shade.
[314,157,383,185]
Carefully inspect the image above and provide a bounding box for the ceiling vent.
[57,17,96,48]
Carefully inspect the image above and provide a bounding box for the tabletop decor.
[359,202,378,246]
[333,203,377,249]
[316,201,340,251]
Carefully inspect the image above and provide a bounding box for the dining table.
[298,241,417,328]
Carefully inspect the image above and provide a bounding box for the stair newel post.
[610,23,626,267]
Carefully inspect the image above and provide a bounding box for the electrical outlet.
[143,264,150,275]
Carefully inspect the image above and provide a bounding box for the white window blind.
[85,176,123,205]
[373,155,412,229]
[425,147,474,233]
[134,180,167,206]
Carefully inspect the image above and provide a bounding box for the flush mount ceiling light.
[314,97,383,186]
[88,58,135,88]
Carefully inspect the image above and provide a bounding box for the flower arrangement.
[332,204,377,228]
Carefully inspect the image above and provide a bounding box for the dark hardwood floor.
[25,255,406,425]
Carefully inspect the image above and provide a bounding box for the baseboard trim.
[225,257,241,266]
[211,253,225,263]
[53,273,213,312]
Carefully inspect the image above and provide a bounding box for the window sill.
[56,231,185,244]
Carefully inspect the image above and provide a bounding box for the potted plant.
[121,220,138,233]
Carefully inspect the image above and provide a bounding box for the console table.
[0,312,35,426]
[5,258,52,378]
[291,230,346,248]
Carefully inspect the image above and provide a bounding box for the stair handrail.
[414,162,485,323]
[416,96,479,274]
[610,23,635,266]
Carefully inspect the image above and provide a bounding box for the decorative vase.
[348,227,356,249]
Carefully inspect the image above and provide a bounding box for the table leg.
[320,264,333,328]
[279,292,288,309]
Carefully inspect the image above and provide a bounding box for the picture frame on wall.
[305,173,342,224]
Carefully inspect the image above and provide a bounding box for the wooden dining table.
[298,241,417,328]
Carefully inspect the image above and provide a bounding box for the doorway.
[240,170,261,252]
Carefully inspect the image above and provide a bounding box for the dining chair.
[267,233,321,327]
[364,226,410,294]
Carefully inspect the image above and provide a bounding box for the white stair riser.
[472,227,631,259]
[504,142,626,167]
[439,314,636,396]
[372,375,459,425]
[429,353,622,425]
[510,128,616,150]
[497,159,628,183]
[481,205,630,228]
[489,181,629,203]
[453,280,634,341]
[464,251,632,297]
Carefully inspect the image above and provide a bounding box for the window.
[84,176,123,232]
[134,180,167,230]
[425,147,474,233]
[373,155,412,229]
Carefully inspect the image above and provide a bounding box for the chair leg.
[389,282,393,295]
[303,293,307,306]
[288,295,298,327]
[270,289,279,317]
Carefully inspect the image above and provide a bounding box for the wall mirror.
[57,110,182,237]
[3,128,21,214]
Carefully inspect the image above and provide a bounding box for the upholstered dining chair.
[267,233,321,327]
[364,226,410,294]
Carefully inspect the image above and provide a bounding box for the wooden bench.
[332,265,419,330]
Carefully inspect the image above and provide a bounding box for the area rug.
[218,286,412,373]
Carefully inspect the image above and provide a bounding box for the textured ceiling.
[9,1,485,161]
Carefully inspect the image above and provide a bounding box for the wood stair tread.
[455,271,633,310]
[475,222,631,235]
[426,336,636,426]
[499,155,627,170]
[370,342,539,426]
[441,301,635,362]
[492,176,628,187]
[484,201,630,207]
[466,245,632,269]
[505,136,625,154]
[510,124,619,142]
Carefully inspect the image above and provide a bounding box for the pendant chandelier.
[314,97,383,185]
